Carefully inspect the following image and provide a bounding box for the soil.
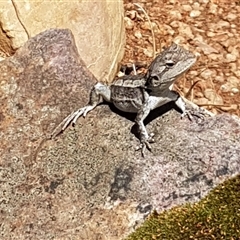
[122,0,240,116]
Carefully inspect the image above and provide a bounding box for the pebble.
[134,30,142,39]
[169,10,182,20]
[215,75,225,83]
[143,48,153,58]
[182,5,192,11]
[217,20,230,28]
[226,13,237,21]
[225,53,237,63]
[169,21,179,28]
[190,10,201,17]
[204,89,224,105]
[126,10,137,20]
[220,76,239,93]
[124,17,134,30]
[164,24,175,36]
[208,3,218,14]
[220,84,229,93]
[192,2,200,10]
[231,88,239,94]
[228,76,239,86]
[194,97,209,105]
[197,42,218,54]
[200,69,216,80]
[206,31,215,37]
[208,54,221,61]
[178,22,194,39]
[234,70,240,78]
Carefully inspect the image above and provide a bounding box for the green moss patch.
[127,175,240,240]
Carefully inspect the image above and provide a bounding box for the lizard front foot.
[181,107,212,123]
[51,105,94,138]
[136,133,154,157]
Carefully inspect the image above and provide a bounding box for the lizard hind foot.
[51,105,95,138]
[63,105,95,130]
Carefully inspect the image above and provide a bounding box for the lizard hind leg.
[62,104,95,129]
[51,83,111,137]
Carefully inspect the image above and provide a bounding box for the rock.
[200,69,217,80]
[194,97,209,105]
[182,4,192,12]
[208,3,218,14]
[195,41,219,55]
[225,12,237,21]
[134,30,142,39]
[220,76,239,93]
[178,22,194,39]
[143,47,153,58]
[231,88,239,94]
[126,10,138,20]
[225,53,237,63]
[190,10,201,17]
[0,0,125,82]
[124,17,134,30]
[215,75,225,83]
[204,89,224,105]
[0,29,240,239]
[169,10,182,20]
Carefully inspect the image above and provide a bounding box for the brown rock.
[0,29,240,239]
[124,17,134,30]
[204,89,224,105]
[0,0,125,82]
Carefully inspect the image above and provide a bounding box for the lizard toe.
[182,107,212,123]
[135,139,152,157]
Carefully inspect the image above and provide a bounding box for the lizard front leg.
[174,93,208,121]
[51,83,111,137]
[135,92,153,157]
[135,101,153,157]
[135,90,182,156]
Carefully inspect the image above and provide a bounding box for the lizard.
[51,43,197,156]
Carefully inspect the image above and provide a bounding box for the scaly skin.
[52,43,197,157]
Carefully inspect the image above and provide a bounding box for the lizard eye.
[166,60,175,67]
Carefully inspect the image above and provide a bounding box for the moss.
[126,175,240,240]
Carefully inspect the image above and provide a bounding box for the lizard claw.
[61,106,91,129]
[135,141,151,158]
[136,133,155,157]
[181,107,211,123]
[51,105,94,138]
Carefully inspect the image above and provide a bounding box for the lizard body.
[52,43,196,156]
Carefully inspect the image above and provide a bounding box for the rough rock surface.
[0,29,240,240]
[0,0,125,82]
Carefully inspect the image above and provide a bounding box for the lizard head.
[145,43,196,90]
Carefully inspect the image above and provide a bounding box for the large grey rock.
[0,29,239,239]
[0,0,125,82]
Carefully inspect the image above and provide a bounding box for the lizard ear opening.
[146,75,160,87]
[151,75,159,80]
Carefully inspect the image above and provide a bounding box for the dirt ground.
[122,0,240,116]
